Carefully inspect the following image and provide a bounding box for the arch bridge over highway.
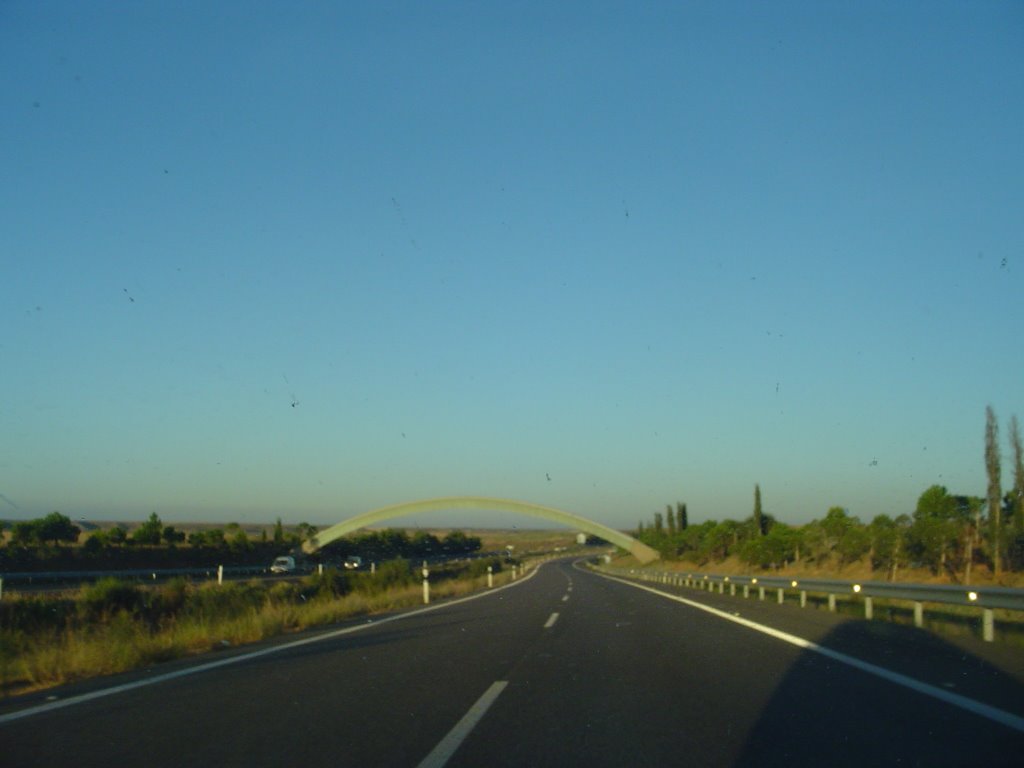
[303,496,660,564]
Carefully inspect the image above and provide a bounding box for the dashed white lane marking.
[417,680,508,768]
[544,612,560,629]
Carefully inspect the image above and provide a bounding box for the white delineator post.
[422,563,430,605]
[217,565,224,586]
[983,609,994,642]
[487,566,493,588]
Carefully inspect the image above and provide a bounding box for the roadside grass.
[0,558,529,697]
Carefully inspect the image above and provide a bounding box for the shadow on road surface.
[732,620,1024,767]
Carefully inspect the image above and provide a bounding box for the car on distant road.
[343,556,363,570]
[270,556,296,574]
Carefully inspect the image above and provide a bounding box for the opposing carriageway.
[303,495,660,564]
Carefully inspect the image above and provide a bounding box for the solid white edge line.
[0,563,543,726]
[544,612,559,628]
[416,681,508,768]
[594,570,1024,734]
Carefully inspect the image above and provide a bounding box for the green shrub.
[0,595,77,634]
[145,577,190,624]
[183,582,266,621]
[302,568,350,600]
[354,559,414,595]
[268,580,301,605]
[80,578,145,620]
[467,557,502,579]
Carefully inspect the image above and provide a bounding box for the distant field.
[17,521,588,555]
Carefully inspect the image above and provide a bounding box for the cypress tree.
[754,484,764,536]
[677,502,688,530]
[986,406,1002,576]
[1009,415,1023,531]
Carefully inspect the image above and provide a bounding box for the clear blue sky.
[2,2,1022,531]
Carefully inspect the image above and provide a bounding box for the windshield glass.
[2,4,1021,528]
[2,2,1022,765]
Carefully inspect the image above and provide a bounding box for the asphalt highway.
[2,559,1023,767]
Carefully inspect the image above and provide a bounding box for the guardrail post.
[718,582,724,594]
[217,565,224,586]
[914,602,923,628]
[864,597,873,620]
[730,583,736,596]
[512,565,517,579]
[828,593,836,612]
[487,566,493,588]
[983,609,994,642]
[743,585,749,598]
[777,588,784,604]
[318,563,324,576]
[371,562,376,575]
[800,590,807,608]
[759,587,765,601]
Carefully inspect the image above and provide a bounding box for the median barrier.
[0,564,272,591]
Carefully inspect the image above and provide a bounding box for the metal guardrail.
[657,572,1024,612]
[0,552,510,593]
[0,564,273,588]
[596,566,1024,642]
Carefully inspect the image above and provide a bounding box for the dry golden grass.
[0,563,536,697]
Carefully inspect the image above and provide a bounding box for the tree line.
[0,511,482,571]
[636,407,1024,583]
